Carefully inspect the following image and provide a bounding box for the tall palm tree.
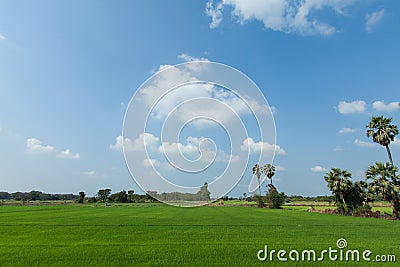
[366,162,400,219]
[252,164,262,196]
[263,164,275,185]
[366,116,399,166]
[324,168,352,206]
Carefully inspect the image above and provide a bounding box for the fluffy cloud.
[0,34,6,41]
[57,149,80,159]
[366,9,385,33]
[372,101,400,112]
[337,100,400,114]
[110,133,159,152]
[240,137,287,155]
[206,0,358,36]
[338,100,366,114]
[338,127,355,134]
[26,138,55,153]
[160,139,200,156]
[311,165,328,173]
[178,54,209,62]
[137,61,271,126]
[158,136,239,165]
[205,0,224,29]
[354,139,377,148]
[26,138,80,160]
[110,136,124,151]
[142,159,157,167]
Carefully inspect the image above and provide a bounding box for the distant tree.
[0,192,11,200]
[87,197,97,203]
[265,184,285,209]
[366,162,400,219]
[252,164,262,196]
[366,116,399,165]
[263,164,275,185]
[145,191,158,202]
[27,190,42,201]
[96,189,112,202]
[78,191,86,203]
[109,190,128,203]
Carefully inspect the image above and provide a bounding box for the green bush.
[266,186,285,209]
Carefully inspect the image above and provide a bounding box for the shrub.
[266,185,285,209]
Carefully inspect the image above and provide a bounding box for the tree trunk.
[391,198,400,220]
[340,193,346,205]
[257,177,261,196]
[386,145,394,166]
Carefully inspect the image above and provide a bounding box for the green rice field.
[0,203,399,266]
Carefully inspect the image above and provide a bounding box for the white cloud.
[311,165,328,173]
[110,133,159,152]
[240,137,287,155]
[275,165,286,171]
[338,127,355,134]
[138,63,270,125]
[372,101,400,112]
[158,136,239,165]
[57,149,80,159]
[338,100,366,114]
[205,0,224,29]
[160,136,211,160]
[26,138,55,153]
[0,34,6,41]
[132,133,159,151]
[142,158,157,167]
[354,139,377,148]
[178,54,209,62]
[270,106,278,115]
[160,139,200,156]
[136,55,274,131]
[207,0,357,36]
[26,137,80,160]
[110,136,124,151]
[366,9,385,33]
[82,171,96,176]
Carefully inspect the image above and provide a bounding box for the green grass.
[0,204,399,266]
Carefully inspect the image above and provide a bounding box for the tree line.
[324,115,400,219]
[0,191,78,201]
[79,189,158,204]
[151,182,211,202]
[0,189,157,203]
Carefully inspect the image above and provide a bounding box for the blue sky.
[1,0,400,197]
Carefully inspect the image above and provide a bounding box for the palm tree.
[324,168,353,207]
[366,162,400,219]
[366,116,399,165]
[263,164,275,185]
[252,164,262,196]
